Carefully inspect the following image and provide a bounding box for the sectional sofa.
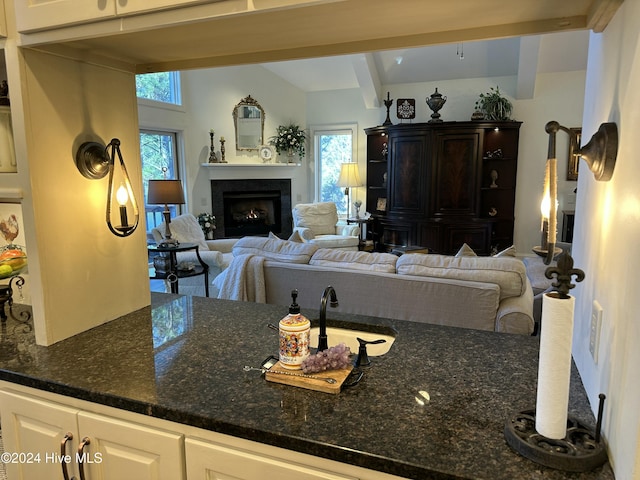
[214,235,535,335]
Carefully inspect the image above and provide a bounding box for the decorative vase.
[286,148,295,163]
[426,88,447,123]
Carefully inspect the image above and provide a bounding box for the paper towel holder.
[504,394,608,472]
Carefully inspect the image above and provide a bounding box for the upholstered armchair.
[291,202,360,250]
[150,214,237,296]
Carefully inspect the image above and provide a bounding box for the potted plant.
[474,86,513,121]
[197,213,216,239]
[269,124,306,162]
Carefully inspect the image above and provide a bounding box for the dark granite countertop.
[1,294,614,480]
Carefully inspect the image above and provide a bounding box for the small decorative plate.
[396,98,416,120]
[259,145,275,162]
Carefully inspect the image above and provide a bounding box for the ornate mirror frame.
[232,95,265,151]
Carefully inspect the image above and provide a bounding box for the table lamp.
[337,162,362,218]
[147,179,185,245]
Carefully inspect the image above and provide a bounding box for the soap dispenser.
[278,289,311,370]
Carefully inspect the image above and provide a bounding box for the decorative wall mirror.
[233,95,265,151]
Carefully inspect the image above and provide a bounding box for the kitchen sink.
[309,326,395,356]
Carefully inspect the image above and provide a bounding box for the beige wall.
[572,0,640,477]
[20,48,150,345]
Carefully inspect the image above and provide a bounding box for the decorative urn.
[426,88,447,123]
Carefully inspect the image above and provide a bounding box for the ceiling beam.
[516,35,540,100]
[351,53,381,109]
[587,0,624,32]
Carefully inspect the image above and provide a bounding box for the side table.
[346,217,373,251]
[148,243,209,296]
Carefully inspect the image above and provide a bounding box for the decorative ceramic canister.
[278,290,310,369]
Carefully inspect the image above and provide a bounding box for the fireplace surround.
[211,179,292,239]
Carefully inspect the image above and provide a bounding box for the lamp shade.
[337,163,362,188]
[147,179,185,205]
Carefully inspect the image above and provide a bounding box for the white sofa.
[150,214,238,296]
[292,202,360,250]
[215,236,535,335]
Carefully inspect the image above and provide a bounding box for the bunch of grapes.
[301,343,352,374]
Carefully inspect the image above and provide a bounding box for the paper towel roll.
[535,292,575,439]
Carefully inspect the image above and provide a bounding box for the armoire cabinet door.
[388,131,429,215]
[430,131,481,217]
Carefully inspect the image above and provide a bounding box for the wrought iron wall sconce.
[546,121,618,182]
[75,139,140,237]
[540,121,618,265]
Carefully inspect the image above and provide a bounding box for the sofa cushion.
[232,235,318,263]
[309,249,398,273]
[396,253,527,300]
[309,235,359,249]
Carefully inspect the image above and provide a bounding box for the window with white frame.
[140,130,182,233]
[313,124,357,216]
[135,71,182,105]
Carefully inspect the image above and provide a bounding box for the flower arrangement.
[475,86,513,121]
[197,213,216,237]
[269,124,306,158]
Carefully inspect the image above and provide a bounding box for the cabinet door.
[15,0,117,32]
[77,411,185,480]
[430,131,481,217]
[0,390,79,480]
[185,437,357,480]
[388,132,429,215]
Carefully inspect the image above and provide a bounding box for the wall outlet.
[590,300,603,363]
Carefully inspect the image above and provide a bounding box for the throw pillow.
[493,245,517,257]
[288,230,306,243]
[309,249,398,273]
[455,243,477,257]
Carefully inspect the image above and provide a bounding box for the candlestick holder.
[382,92,393,126]
[208,131,219,163]
[220,137,227,163]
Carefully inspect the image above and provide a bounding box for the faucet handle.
[355,337,387,367]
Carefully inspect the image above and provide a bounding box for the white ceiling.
[259,30,590,95]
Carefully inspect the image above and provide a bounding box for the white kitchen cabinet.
[0,383,404,480]
[14,0,117,33]
[14,0,215,33]
[185,437,358,480]
[0,0,7,37]
[0,389,185,480]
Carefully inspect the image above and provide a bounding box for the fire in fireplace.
[211,179,292,238]
[224,191,279,237]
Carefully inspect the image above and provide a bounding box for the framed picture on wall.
[376,197,387,212]
[567,127,582,181]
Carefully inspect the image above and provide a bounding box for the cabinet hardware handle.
[60,432,73,480]
[77,436,91,480]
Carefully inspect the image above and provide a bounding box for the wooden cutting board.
[265,361,353,394]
